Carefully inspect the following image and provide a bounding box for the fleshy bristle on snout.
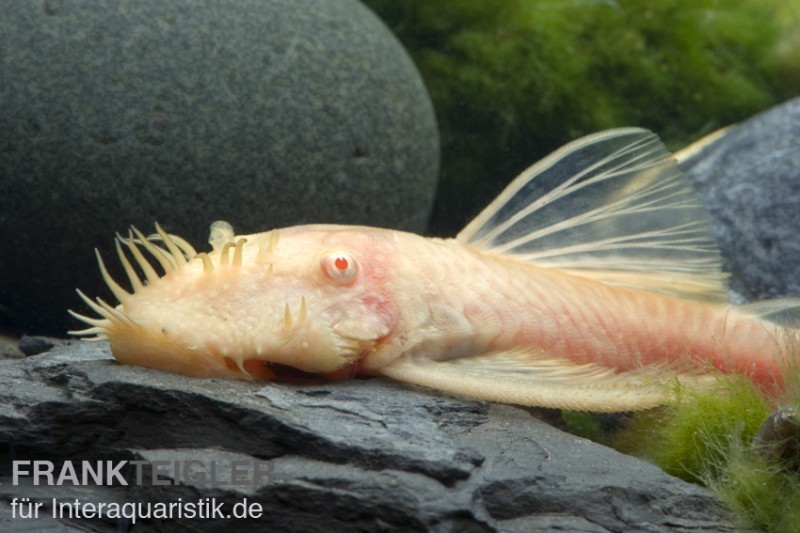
[67,289,135,340]
[68,222,197,340]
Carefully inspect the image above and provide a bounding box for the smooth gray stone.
[0,342,737,532]
[0,0,439,335]
[681,97,800,302]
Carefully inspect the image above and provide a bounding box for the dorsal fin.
[457,128,728,301]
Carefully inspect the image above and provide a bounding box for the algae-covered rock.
[363,0,800,234]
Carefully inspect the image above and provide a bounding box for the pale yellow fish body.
[71,129,798,412]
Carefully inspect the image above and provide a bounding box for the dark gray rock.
[18,336,67,357]
[680,97,800,302]
[0,343,737,532]
[0,0,439,335]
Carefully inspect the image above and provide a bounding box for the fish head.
[69,222,399,380]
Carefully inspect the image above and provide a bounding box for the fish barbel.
[70,128,799,412]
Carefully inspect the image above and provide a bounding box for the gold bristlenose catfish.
[70,128,800,412]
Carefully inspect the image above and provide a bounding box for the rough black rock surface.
[0,343,736,532]
[681,97,800,302]
[0,0,439,335]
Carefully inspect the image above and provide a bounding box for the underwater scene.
[2,0,800,530]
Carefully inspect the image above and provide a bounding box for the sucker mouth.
[227,359,358,383]
[267,360,364,382]
[266,362,328,382]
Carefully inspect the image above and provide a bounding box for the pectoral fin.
[380,349,704,412]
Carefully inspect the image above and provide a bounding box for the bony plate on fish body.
[70,128,800,413]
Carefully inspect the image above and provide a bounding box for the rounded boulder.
[0,0,439,335]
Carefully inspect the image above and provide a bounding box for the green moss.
[610,372,800,531]
[560,410,608,442]
[614,376,770,482]
[552,376,800,530]
[363,0,800,234]
[555,379,800,532]
[710,451,800,533]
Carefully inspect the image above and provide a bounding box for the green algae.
[363,0,800,234]
[583,374,800,532]
[710,449,800,533]
[612,376,771,483]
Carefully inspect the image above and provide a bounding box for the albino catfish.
[70,129,799,412]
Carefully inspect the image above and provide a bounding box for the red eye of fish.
[321,251,359,285]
